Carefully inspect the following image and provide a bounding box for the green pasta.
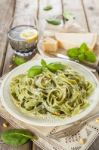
[10,60,94,118]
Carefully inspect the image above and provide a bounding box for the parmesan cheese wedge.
[42,37,58,52]
[55,33,97,50]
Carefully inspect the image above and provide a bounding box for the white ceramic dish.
[1,58,99,126]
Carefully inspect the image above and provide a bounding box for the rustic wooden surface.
[0,0,99,150]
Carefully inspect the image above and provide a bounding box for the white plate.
[1,58,99,126]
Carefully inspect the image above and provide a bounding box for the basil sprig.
[41,59,65,72]
[67,43,96,63]
[0,129,38,147]
[27,59,65,78]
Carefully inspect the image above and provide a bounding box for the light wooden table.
[0,0,99,150]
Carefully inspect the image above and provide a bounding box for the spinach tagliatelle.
[10,60,94,118]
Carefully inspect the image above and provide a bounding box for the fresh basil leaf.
[46,19,61,25]
[85,50,96,63]
[0,129,38,147]
[78,53,85,62]
[13,56,26,66]
[47,62,65,72]
[28,66,42,77]
[80,43,89,53]
[41,59,47,67]
[43,5,53,11]
[67,48,79,59]
[63,11,74,21]
[67,43,96,63]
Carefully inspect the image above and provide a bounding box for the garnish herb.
[41,59,47,67]
[67,43,96,63]
[28,66,42,77]
[41,59,65,72]
[27,59,65,77]
[0,129,38,147]
[46,19,61,25]
[13,56,26,66]
[47,62,65,72]
[85,51,96,62]
[43,5,53,11]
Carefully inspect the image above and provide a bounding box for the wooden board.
[0,0,15,76]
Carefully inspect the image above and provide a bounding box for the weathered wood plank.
[2,0,38,74]
[89,137,99,150]
[0,143,32,150]
[1,0,39,150]
[82,2,99,149]
[33,144,41,150]
[62,0,88,31]
[39,0,62,18]
[0,0,15,76]
[0,1,15,150]
[83,0,99,33]
[38,0,63,31]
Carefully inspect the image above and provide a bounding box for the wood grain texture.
[2,0,38,74]
[0,143,32,150]
[62,0,88,31]
[83,0,99,33]
[0,0,39,150]
[38,0,63,31]
[0,0,15,76]
[39,0,62,18]
[33,144,41,150]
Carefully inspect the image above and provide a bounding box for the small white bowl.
[1,58,99,126]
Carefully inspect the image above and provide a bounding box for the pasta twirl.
[10,63,94,118]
